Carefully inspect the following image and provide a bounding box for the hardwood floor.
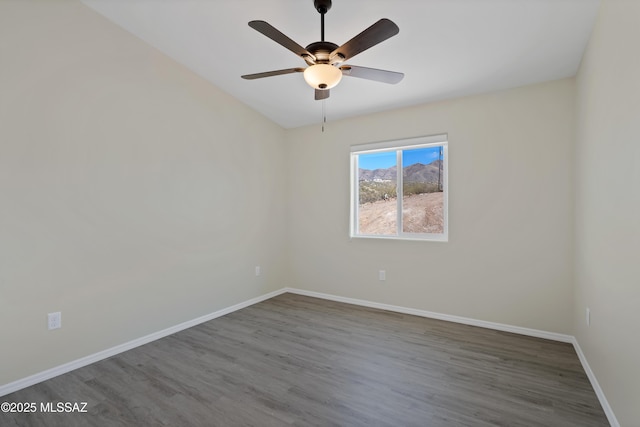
[1,293,608,426]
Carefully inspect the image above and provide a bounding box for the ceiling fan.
[241,0,404,101]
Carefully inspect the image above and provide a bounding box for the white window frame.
[350,134,448,242]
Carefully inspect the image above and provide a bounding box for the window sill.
[349,234,448,242]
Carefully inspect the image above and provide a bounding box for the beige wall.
[575,0,640,424]
[0,1,287,385]
[285,78,576,335]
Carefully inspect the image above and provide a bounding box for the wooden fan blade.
[315,89,330,100]
[241,68,305,80]
[340,65,404,84]
[330,19,399,63]
[248,21,315,62]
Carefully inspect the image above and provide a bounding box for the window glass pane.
[357,151,397,235]
[402,146,444,234]
[350,135,448,241]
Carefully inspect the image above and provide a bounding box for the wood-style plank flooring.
[1,293,608,426]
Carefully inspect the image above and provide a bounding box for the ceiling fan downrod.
[314,0,332,42]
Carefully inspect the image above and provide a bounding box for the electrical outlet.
[379,270,386,281]
[255,266,261,276]
[48,312,61,330]
[586,307,591,327]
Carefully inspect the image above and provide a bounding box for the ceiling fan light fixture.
[303,64,342,90]
[243,1,403,101]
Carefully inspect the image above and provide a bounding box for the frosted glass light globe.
[303,64,342,90]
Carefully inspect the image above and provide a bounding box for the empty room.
[0,0,638,426]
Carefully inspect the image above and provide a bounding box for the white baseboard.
[1,286,619,427]
[285,287,618,426]
[0,288,287,398]
[571,338,620,427]
[284,287,574,342]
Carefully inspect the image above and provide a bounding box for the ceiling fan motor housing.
[304,41,340,65]
[303,40,343,90]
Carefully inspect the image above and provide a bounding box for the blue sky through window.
[359,146,443,170]
[358,151,396,170]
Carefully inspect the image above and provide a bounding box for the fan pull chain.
[322,99,327,132]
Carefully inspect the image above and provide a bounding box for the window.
[350,135,448,241]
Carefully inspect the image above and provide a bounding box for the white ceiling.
[82,0,600,129]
